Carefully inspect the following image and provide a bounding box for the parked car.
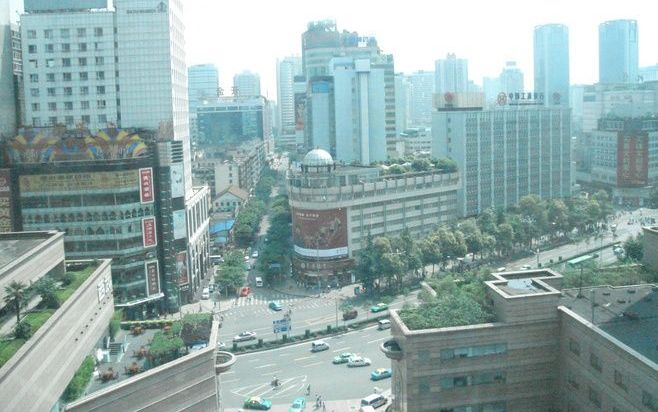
[370,368,392,381]
[252,250,259,258]
[240,286,251,297]
[233,331,257,343]
[243,396,272,410]
[201,287,210,300]
[370,303,388,313]
[342,308,358,320]
[289,397,306,412]
[332,352,355,364]
[377,319,391,330]
[268,301,283,311]
[311,340,330,352]
[347,356,371,367]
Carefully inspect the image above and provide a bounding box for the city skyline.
[184,0,657,99]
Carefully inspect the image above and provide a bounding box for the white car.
[252,251,259,258]
[233,331,257,343]
[347,356,371,367]
[520,265,532,270]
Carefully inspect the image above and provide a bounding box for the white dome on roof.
[303,148,334,167]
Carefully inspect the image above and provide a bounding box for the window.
[80,101,90,110]
[567,373,580,390]
[80,86,89,96]
[45,44,54,53]
[63,73,72,82]
[97,100,106,109]
[77,28,86,37]
[31,103,40,112]
[61,43,70,52]
[589,353,602,372]
[569,339,580,356]
[48,116,57,125]
[32,117,41,126]
[78,43,87,52]
[28,44,37,54]
[64,87,72,96]
[96,86,106,95]
[96,71,105,80]
[29,74,38,83]
[46,59,55,68]
[79,72,88,81]
[440,343,507,360]
[48,102,57,111]
[28,59,38,69]
[95,56,104,65]
[64,102,73,110]
[588,387,601,408]
[60,28,70,38]
[642,391,656,410]
[78,57,87,66]
[98,114,107,123]
[27,30,36,39]
[94,42,102,51]
[65,116,74,126]
[44,29,53,39]
[47,88,56,97]
[94,27,103,37]
[81,115,90,124]
[30,88,40,97]
[418,378,430,394]
[62,58,71,67]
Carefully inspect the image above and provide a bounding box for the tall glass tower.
[534,24,570,107]
[599,19,639,84]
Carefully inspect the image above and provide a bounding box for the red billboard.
[176,251,189,286]
[139,167,154,203]
[294,93,306,131]
[617,132,648,187]
[142,217,157,248]
[292,208,348,258]
[0,169,14,233]
[145,260,160,296]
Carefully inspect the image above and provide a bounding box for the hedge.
[62,355,95,402]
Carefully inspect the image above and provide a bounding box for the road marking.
[254,363,275,369]
[294,356,312,361]
[222,378,240,384]
[302,361,323,368]
[367,336,389,344]
[247,358,260,362]
[333,347,350,352]
[260,370,281,376]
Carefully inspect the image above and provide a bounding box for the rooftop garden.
[0,263,96,368]
[399,269,495,330]
[371,157,458,175]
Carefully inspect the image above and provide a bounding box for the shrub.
[62,355,95,402]
[13,322,32,340]
[59,271,76,286]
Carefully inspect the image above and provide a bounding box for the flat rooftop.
[560,284,658,364]
[0,232,56,272]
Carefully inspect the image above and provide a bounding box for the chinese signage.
[19,169,138,193]
[173,209,186,239]
[617,132,648,187]
[139,168,154,204]
[145,260,160,296]
[497,91,546,106]
[292,208,348,258]
[176,251,189,286]
[273,318,290,333]
[294,93,306,131]
[0,169,14,233]
[142,217,157,248]
[170,163,185,198]
[96,274,112,303]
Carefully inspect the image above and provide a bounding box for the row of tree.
[355,193,615,294]
[232,167,277,247]
[256,195,292,283]
[213,250,248,295]
[372,157,459,175]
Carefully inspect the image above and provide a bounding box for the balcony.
[380,338,403,360]
[215,350,236,374]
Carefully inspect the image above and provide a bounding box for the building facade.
[642,226,658,270]
[433,99,572,216]
[381,269,658,412]
[233,70,261,97]
[196,96,270,147]
[188,64,219,109]
[534,24,570,107]
[599,19,639,84]
[287,149,459,284]
[276,55,302,136]
[407,71,435,128]
[0,0,23,139]
[434,53,468,97]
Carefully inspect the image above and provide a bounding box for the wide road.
[221,325,392,411]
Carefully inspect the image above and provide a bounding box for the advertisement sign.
[294,93,306,131]
[173,209,187,239]
[617,132,648,187]
[176,250,189,286]
[145,260,160,296]
[139,168,154,204]
[0,169,14,233]
[292,208,348,258]
[497,91,545,106]
[170,163,185,198]
[19,169,139,193]
[273,318,290,333]
[142,217,157,248]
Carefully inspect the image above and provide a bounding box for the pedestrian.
[322,402,326,412]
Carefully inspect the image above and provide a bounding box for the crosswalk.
[220,293,335,316]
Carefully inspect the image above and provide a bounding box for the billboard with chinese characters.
[142,217,157,248]
[145,260,160,296]
[176,251,189,286]
[0,169,14,233]
[294,93,306,131]
[292,208,348,258]
[139,167,154,203]
[173,209,186,239]
[170,163,185,198]
[19,169,139,193]
[617,132,648,187]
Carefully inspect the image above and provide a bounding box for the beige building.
[287,149,459,284]
[642,226,658,270]
[381,269,658,412]
[214,185,249,213]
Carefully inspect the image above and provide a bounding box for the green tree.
[4,281,28,324]
[476,208,497,235]
[215,266,244,295]
[354,234,378,293]
[419,237,442,276]
[495,223,515,256]
[460,219,484,259]
[32,277,60,309]
[411,159,431,172]
[547,199,570,236]
[623,234,644,261]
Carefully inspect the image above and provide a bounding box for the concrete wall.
[0,259,114,412]
[66,321,221,412]
[642,227,658,271]
[557,307,658,412]
[0,231,65,305]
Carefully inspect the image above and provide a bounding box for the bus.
[567,254,596,268]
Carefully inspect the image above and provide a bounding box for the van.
[201,288,210,300]
[255,277,263,287]
[377,319,391,330]
[360,393,386,409]
[310,340,329,352]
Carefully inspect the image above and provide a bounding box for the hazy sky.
[184,0,657,99]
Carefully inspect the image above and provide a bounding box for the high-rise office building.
[640,64,658,82]
[433,98,571,217]
[407,70,434,127]
[434,53,469,96]
[276,56,302,136]
[534,24,570,107]
[233,70,261,97]
[394,73,409,134]
[599,19,639,84]
[0,0,22,139]
[188,64,219,110]
[499,61,524,94]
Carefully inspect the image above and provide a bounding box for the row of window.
[31,99,109,112]
[440,371,506,389]
[27,28,106,39]
[30,85,115,98]
[23,208,151,224]
[28,42,107,54]
[440,343,507,360]
[28,56,106,69]
[29,71,107,82]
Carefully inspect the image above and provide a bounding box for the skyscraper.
[434,53,468,96]
[599,19,639,84]
[499,61,524,94]
[407,70,434,127]
[394,73,409,134]
[188,64,219,110]
[233,70,261,97]
[534,24,570,107]
[276,56,302,135]
[0,0,22,139]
